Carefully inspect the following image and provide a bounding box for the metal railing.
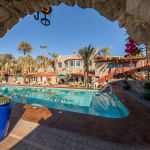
[97,61,150,85]
[99,83,112,94]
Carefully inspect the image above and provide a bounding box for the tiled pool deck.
[0,86,150,150]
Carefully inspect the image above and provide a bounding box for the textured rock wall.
[0,0,150,47]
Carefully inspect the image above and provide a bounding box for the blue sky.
[0,4,127,58]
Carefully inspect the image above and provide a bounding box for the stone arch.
[0,0,150,45]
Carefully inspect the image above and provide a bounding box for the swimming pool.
[0,85,129,118]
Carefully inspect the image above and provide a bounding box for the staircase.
[97,62,150,85]
[95,63,109,77]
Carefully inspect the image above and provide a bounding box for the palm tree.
[5,58,16,75]
[17,55,36,83]
[17,55,36,73]
[36,55,49,72]
[24,55,36,73]
[0,54,15,82]
[28,57,37,73]
[16,41,33,83]
[100,47,110,58]
[14,63,22,74]
[16,41,33,56]
[77,45,100,86]
[49,52,60,72]
[40,45,47,55]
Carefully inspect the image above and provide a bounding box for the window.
[58,62,62,68]
[119,64,122,68]
[65,62,68,67]
[108,63,112,68]
[76,61,80,66]
[52,63,55,68]
[70,61,74,67]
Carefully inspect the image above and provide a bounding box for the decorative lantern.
[34,6,52,26]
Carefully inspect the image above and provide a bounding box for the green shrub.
[0,95,10,105]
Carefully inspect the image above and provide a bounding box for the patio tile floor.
[1,119,149,150]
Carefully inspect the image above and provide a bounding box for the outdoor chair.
[89,83,94,89]
[68,82,74,87]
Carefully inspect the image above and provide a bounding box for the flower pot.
[0,96,11,141]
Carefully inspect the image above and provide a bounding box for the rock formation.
[0,0,150,47]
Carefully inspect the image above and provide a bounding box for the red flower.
[124,38,140,56]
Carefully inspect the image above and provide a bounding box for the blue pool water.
[0,86,129,118]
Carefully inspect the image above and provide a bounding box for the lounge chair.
[68,82,74,87]
[15,81,20,84]
[74,82,80,88]
[89,83,94,89]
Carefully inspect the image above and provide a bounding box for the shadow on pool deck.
[8,103,25,134]
[9,85,150,147]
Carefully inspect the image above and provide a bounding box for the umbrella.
[57,74,65,78]
[15,75,23,78]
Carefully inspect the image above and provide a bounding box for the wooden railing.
[97,62,150,85]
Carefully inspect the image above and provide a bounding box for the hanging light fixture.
[34,6,52,26]
[41,7,52,14]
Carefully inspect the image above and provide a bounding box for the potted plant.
[0,95,11,141]
[143,82,150,100]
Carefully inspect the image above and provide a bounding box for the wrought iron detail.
[34,6,52,26]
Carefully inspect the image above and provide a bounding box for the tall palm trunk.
[54,61,58,72]
[23,74,26,84]
[84,71,88,87]
[84,65,89,87]
[22,58,26,84]
[44,65,47,72]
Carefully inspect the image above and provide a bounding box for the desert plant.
[0,95,10,105]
